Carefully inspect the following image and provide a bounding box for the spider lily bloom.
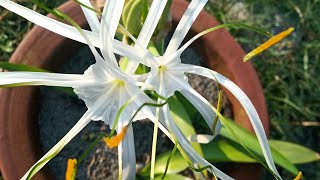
[0,0,166,179]
[1,0,281,179]
[0,0,155,179]
[122,0,282,179]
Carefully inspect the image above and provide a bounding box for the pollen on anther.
[243,27,294,62]
[293,171,302,180]
[65,158,77,180]
[104,126,128,148]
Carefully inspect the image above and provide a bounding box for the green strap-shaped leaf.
[0,62,49,72]
[220,118,299,175]
[168,95,203,156]
[122,0,135,25]
[202,140,256,163]
[139,151,188,177]
[125,0,144,37]
[155,174,192,180]
[269,140,320,164]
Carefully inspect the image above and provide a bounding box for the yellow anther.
[65,158,77,180]
[104,126,128,148]
[293,171,303,180]
[243,27,294,62]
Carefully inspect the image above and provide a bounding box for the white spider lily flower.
[0,0,153,179]
[0,0,281,179]
[0,60,149,179]
[121,0,281,179]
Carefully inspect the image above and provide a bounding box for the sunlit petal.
[162,104,234,180]
[117,123,136,179]
[0,72,83,87]
[181,88,221,137]
[78,0,100,32]
[138,0,168,46]
[164,0,207,56]
[178,64,280,177]
[100,0,125,65]
[125,0,168,74]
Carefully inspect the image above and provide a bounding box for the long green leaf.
[125,0,144,37]
[202,140,256,163]
[269,140,320,164]
[220,118,299,175]
[168,95,203,156]
[155,174,192,180]
[139,151,188,177]
[0,62,48,72]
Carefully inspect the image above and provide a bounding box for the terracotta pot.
[0,0,268,179]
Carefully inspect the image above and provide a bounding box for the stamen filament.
[243,27,294,62]
[151,72,164,179]
[65,158,77,180]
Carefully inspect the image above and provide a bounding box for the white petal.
[117,123,136,180]
[162,104,234,180]
[100,0,125,65]
[148,67,187,97]
[22,109,93,179]
[113,40,154,67]
[101,0,124,37]
[187,134,214,144]
[0,0,101,47]
[180,88,221,137]
[73,63,119,124]
[164,0,207,56]
[137,0,168,47]
[78,0,100,32]
[179,64,281,177]
[125,0,168,74]
[0,72,82,87]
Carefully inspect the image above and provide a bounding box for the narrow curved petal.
[157,67,222,138]
[117,123,136,180]
[21,109,93,179]
[100,0,125,65]
[187,134,214,144]
[113,40,149,65]
[101,0,124,38]
[137,0,168,47]
[178,64,280,177]
[0,72,82,87]
[125,0,168,74]
[164,0,207,56]
[180,88,221,137]
[78,0,100,32]
[162,104,234,180]
[0,0,101,46]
